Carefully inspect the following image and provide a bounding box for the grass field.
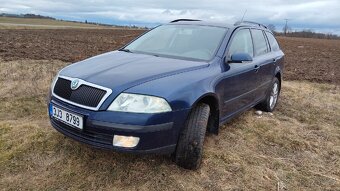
[0,17,114,29]
[0,27,339,190]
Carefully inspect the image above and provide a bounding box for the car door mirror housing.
[227,53,253,63]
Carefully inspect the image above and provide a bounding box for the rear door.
[250,29,273,99]
[265,31,285,75]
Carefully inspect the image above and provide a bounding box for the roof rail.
[234,20,268,29]
[170,19,201,23]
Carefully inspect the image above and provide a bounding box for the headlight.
[107,93,172,113]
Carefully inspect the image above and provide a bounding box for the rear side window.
[251,29,269,56]
[265,32,280,51]
[228,29,253,57]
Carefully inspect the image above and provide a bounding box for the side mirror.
[227,53,253,63]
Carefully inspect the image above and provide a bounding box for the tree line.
[267,24,340,40]
[0,13,55,20]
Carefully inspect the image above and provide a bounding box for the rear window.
[251,29,269,56]
[265,32,280,51]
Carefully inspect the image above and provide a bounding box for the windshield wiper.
[119,48,133,53]
[119,49,159,57]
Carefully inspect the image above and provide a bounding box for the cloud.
[1,0,339,33]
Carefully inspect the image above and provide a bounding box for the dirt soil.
[277,37,340,84]
[0,29,339,84]
[0,29,142,62]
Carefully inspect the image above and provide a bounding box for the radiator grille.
[53,78,107,108]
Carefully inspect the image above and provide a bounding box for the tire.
[174,103,210,170]
[255,77,281,112]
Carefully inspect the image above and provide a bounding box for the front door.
[218,28,259,120]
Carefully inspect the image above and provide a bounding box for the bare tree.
[283,19,291,36]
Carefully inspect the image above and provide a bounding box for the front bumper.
[49,97,190,154]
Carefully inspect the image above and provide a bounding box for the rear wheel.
[256,77,280,112]
[174,103,210,170]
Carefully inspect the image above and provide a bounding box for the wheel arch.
[274,66,282,84]
[191,93,220,134]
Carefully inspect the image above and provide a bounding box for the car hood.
[59,51,209,90]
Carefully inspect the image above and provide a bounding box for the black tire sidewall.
[174,103,210,170]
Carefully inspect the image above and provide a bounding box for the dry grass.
[0,59,339,190]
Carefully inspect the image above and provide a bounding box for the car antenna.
[241,9,247,22]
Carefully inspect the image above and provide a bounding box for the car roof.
[167,19,270,32]
[167,20,233,28]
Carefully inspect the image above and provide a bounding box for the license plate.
[51,105,83,130]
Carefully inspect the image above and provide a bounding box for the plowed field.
[0,29,339,83]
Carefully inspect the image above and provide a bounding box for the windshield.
[124,25,228,61]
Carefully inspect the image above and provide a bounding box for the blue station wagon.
[48,20,284,169]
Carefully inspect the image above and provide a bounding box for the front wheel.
[174,103,210,170]
[256,77,281,112]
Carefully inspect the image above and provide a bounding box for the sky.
[1,0,340,34]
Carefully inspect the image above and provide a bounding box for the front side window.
[228,29,253,58]
[251,29,269,56]
[124,25,228,61]
[265,32,280,51]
